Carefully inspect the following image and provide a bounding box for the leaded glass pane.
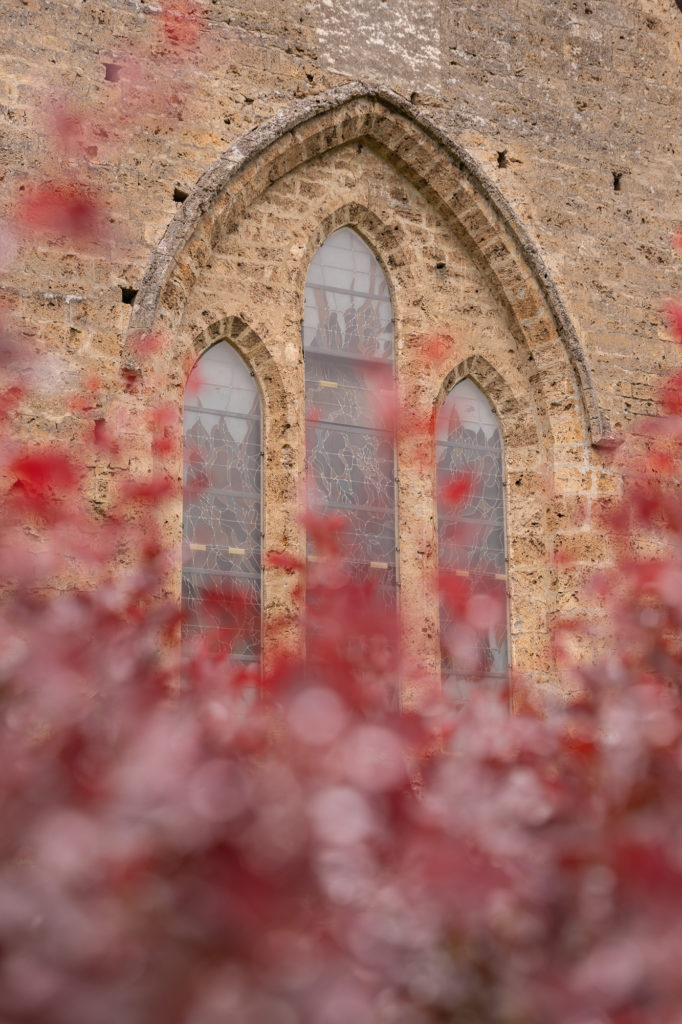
[304,228,393,360]
[182,342,261,664]
[437,378,508,701]
[304,228,397,600]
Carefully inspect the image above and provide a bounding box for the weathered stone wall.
[2,0,681,699]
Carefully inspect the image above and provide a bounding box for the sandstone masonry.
[3,0,681,702]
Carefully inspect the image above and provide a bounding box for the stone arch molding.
[293,201,411,304]
[122,82,611,446]
[187,314,297,511]
[436,354,539,452]
[189,314,291,426]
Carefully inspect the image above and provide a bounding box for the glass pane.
[306,356,392,430]
[182,573,260,662]
[304,228,397,582]
[437,378,508,699]
[306,425,395,514]
[182,342,261,665]
[304,228,393,360]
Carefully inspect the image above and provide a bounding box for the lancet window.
[436,378,508,700]
[182,341,262,664]
[302,227,397,601]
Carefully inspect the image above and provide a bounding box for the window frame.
[435,374,511,699]
[181,338,265,668]
[301,225,402,604]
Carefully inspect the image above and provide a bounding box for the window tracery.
[180,236,511,694]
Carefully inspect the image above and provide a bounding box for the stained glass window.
[182,341,261,664]
[303,227,397,601]
[437,378,508,701]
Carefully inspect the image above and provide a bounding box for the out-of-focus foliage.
[3,8,682,1022]
[3,361,682,1024]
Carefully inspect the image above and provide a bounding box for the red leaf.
[267,550,303,572]
[119,476,175,503]
[663,300,682,342]
[16,181,108,244]
[10,450,80,496]
[160,0,203,49]
[659,370,682,415]
[420,332,455,363]
[0,384,24,423]
[441,473,471,506]
[127,331,166,361]
[614,841,682,900]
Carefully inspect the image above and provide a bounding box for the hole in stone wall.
[121,286,137,305]
[306,72,314,83]
[104,63,122,82]
[173,186,189,203]
[436,261,446,270]
[612,171,623,192]
[497,150,508,168]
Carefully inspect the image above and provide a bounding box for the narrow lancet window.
[303,227,397,601]
[437,378,508,701]
[182,342,262,665]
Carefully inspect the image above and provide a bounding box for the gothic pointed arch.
[121,83,610,447]
[436,353,539,452]
[189,315,292,435]
[121,85,610,692]
[294,202,410,305]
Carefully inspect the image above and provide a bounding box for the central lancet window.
[303,227,397,600]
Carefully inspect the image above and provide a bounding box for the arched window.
[436,378,508,700]
[182,341,262,665]
[303,227,397,600]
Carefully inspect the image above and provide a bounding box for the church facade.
[4,0,682,702]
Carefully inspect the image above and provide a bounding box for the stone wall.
[2,0,681,700]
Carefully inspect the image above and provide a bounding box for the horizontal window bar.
[184,405,261,421]
[188,543,251,556]
[306,419,394,437]
[304,349,393,367]
[183,487,260,501]
[182,567,261,581]
[305,282,392,303]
